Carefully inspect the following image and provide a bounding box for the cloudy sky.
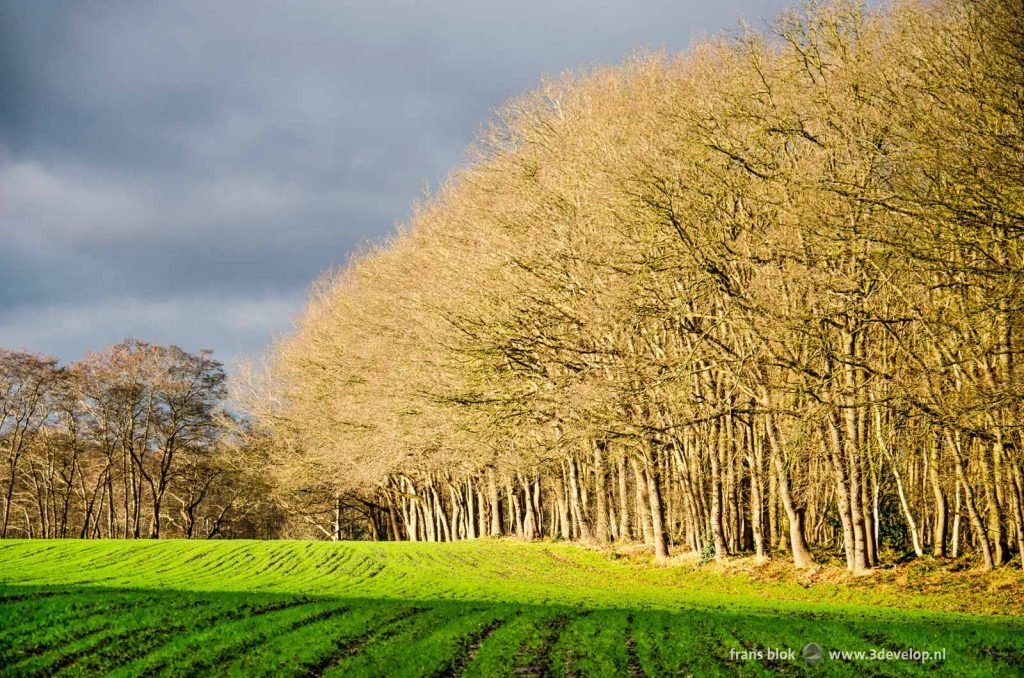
[0,0,788,370]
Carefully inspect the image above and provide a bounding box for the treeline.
[256,0,1024,571]
[0,341,279,539]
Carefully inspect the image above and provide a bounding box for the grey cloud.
[0,293,304,369]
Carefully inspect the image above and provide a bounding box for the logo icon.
[802,643,824,665]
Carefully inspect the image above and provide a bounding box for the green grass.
[0,539,1021,676]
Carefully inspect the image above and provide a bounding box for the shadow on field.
[1,584,1022,677]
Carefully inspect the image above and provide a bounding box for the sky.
[0,0,789,371]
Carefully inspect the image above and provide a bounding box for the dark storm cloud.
[0,0,789,368]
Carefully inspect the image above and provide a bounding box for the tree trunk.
[893,465,924,557]
[568,457,592,542]
[645,453,670,563]
[630,457,654,546]
[617,455,630,541]
[930,437,948,557]
[747,419,766,559]
[948,431,993,570]
[983,438,1007,565]
[710,420,728,563]
[766,418,814,568]
[593,442,610,544]
[1010,465,1024,571]
[825,415,860,572]
[554,476,571,540]
[487,470,502,537]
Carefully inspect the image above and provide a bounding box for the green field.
[0,540,1021,676]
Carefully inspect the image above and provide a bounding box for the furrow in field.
[148,542,251,581]
[111,598,334,677]
[323,555,389,598]
[326,606,504,677]
[155,542,257,588]
[552,610,642,677]
[625,615,644,678]
[223,604,397,676]
[511,611,575,676]
[307,606,429,677]
[255,544,291,576]
[271,546,305,577]
[307,544,358,583]
[5,594,220,676]
[206,601,352,661]
[465,609,593,678]
[708,619,789,677]
[628,612,718,677]
[1,620,114,672]
[37,544,160,587]
[429,617,506,677]
[49,600,279,676]
[0,543,115,585]
[0,588,66,604]
[0,590,172,659]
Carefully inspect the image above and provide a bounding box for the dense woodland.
[254,0,1024,572]
[5,0,1024,575]
[0,342,279,540]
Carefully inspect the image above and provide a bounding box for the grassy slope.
[0,539,1022,676]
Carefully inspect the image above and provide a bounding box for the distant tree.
[0,350,62,537]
